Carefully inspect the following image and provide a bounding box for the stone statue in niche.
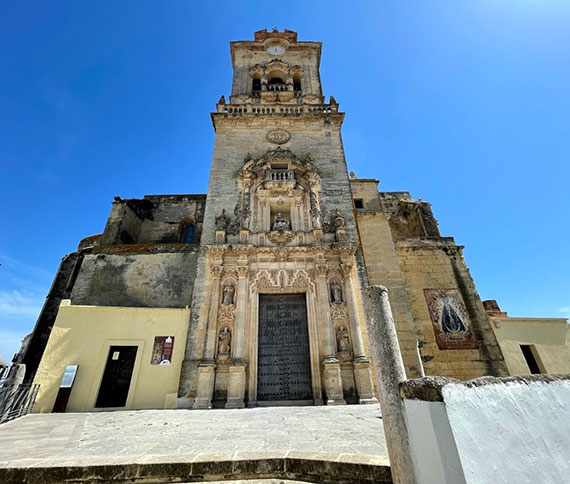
[330,282,343,304]
[217,327,232,360]
[222,284,235,306]
[272,212,291,231]
[332,209,346,229]
[336,326,351,359]
[215,209,230,230]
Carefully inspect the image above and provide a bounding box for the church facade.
[27,30,513,413]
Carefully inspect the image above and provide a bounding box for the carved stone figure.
[215,209,230,230]
[330,282,343,304]
[222,284,235,306]
[272,212,290,231]
[336,326,351,359]
[218,327,231,357]
[332,209,346,229]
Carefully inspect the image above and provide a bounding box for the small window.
[252,78,261,92]
[293,73,302,92]
[520,345,542,374]
[354,199,364,209]
[183,224,195,243]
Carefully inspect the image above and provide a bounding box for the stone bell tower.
[178,29,377,409]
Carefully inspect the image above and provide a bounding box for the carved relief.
[267,129,290,144]
[330,282,343,304]
[235,148,322,238]
[215,209,230,230]
[217,326,232,363]
[222,284,235,306]
[332,209,346,229]
[336,326,352,361]
[267,230,295,246]
[272,212,291,230]
[330,303,348,320]
[252,269,312,292]
[210,265,223,278]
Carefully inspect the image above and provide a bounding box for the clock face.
[267,45,285,55]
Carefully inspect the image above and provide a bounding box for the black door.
[257,294,313,402]
[95,346,138,408]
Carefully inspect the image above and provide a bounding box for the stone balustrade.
[265,169,295,182]
[216,103,338,115]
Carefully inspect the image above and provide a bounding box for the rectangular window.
[151,336,175,365]
[354,199,364,209]
[520,344,542,374]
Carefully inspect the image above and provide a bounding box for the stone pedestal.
[225,362,247,409]
[215,230,226,244]
[335,227,346,242]
[193,363,216,409]
[353,358,378,404]
[323,359,346,405]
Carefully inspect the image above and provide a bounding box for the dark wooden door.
[95,346,137,408]
[257,294,313,402]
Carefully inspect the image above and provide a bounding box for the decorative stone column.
[315,260,345,405]
[341,263,377,404]
[226,263,248,409]
[193,264,222,409]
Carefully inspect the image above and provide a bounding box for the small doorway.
[95,346,138,408]
[257,293,313,404]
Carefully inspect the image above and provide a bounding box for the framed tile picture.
[424,289,478,350]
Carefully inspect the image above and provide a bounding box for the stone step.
[0,457,392,484]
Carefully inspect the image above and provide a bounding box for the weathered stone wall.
[71,250,198,308]
[395,240,507,379]
[20,252,84,383]
[354,214,424,378]
[99,196,205,245]
[351,180,507,380]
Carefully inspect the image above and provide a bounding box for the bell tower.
[229,29,323,105]
[178,30,377,409]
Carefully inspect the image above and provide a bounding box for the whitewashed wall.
[402,376,570,484]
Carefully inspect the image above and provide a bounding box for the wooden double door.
[257,294,313,404]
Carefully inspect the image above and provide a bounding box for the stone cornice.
[205,244,357,259]
[93,244,200,255]
[211,111,344,130]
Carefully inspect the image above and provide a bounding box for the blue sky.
[1,1,569,362]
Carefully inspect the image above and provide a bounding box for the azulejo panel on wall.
[424,288,478,350]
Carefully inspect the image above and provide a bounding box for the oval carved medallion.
[267,129,290,144]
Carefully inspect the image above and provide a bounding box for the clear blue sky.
[1,1,569,362]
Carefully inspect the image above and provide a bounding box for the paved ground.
[0,405,389,469]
